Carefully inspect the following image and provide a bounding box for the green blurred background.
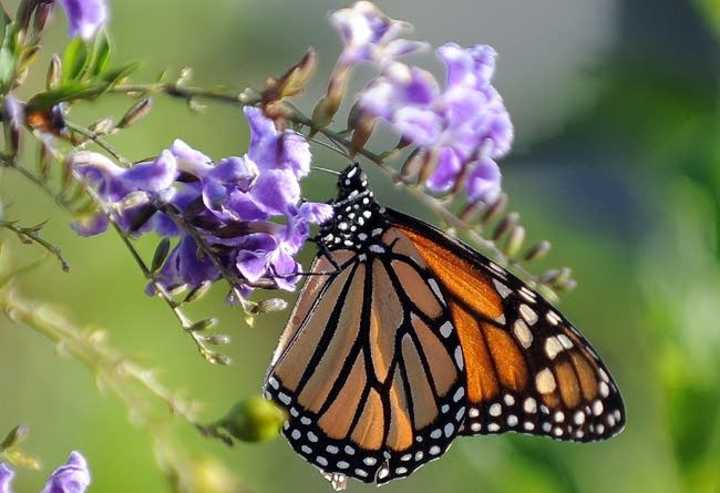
[1,0,720,491]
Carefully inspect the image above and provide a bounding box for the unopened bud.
[184,282,212,304]
[207,353,232,366]
[503,225,526,258]
[492,212,519,241]
[399,148,426,183]
[118,98,153,128]
[459,200,484,223]
[47,55,62,90]
[256,298,288,314]
[311,67,350,130]
[524,240,551,262]
[205,334,231,346]
[151,238,171,273]
[349,115,376,157]
[217,396,286,443]
[88,118,114,135]
[482,193,508,225]
[1,425,30,451]
[33,1,54,34]
[188,318,218,332]
[262,48,317,105]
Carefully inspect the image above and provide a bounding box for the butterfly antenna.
[311,165,341,176]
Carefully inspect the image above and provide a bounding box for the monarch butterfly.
[264,163,625,488]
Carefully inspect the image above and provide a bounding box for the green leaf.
[0,21,18,92]
[62,38,89,82]
[27,82,109,112]
[101,61,140,86]
[89,30,111,76]
[0,4,10,42]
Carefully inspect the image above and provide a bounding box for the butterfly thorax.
[318,164,388,253]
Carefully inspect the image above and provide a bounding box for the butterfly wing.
[386,208,626,442]
[265,246,467,484]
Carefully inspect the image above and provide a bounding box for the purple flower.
[465,157,502,203]
[71,151,177,203]
[236,233,300,291]
[41,451,90,493]
[358,42,513,202]
[3,96,24,130]
[0,464,13,493]
[1,451,90,493]
[59,0,108,39]
[149,235,220,294]
[330,1,427,67]
[245,107,311,178]
[73,109,332,295]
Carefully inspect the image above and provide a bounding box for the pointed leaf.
[62,38,89,82]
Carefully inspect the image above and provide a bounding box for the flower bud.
[492,212,519,241]
[47,54,62,90]
[1,425,30,451]
[349,114,376,157]
[205,334,231,346]
[503,224,525,258]
[217,396,286,443]
[88,117,114,135]
[256,298,288,313]
[33,1,54,35]
[524,240,551,262]
[206,352,232,366]
[118,98,153,128]
[311,66,350,130]
[188,318,218,332]
[262,48,317,104]
[482,193,508,225]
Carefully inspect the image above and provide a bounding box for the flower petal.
[71,213,109,236]
[0,463,15,493]
[59,0,108,39]
[116,150,178,198]
[236,250,270,283]
[251,170,300,215]
[170,139,213,177]
[41,451,91,493]
[465,157,501,203]
[426,147,462,193]
[298,202,334,224]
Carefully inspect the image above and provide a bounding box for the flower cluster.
[72,108,332,294]
[1,452,90,493]
[331,2,513,204]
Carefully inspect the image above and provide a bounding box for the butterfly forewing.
[265,238,467,484]
[389,209,626,442]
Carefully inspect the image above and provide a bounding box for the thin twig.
[0,219,69,271]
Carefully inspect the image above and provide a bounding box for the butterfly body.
[264,164,625,487]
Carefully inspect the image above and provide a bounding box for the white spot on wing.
[493,279,512,299]
[535,368,557,394]
[513,319,533,348]
[520,304,538,325]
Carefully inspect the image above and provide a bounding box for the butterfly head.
[318,164,387,251]
[336,163,368,200]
